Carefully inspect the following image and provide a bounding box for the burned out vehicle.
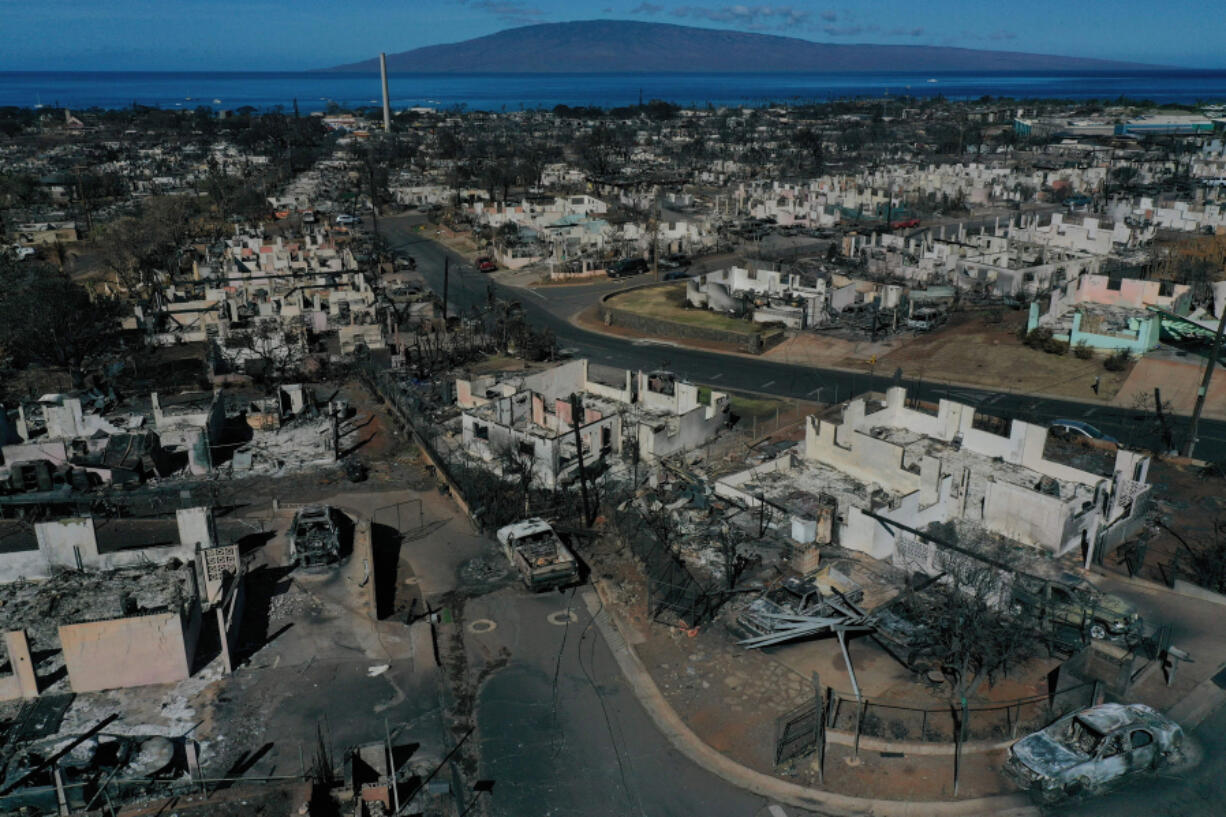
[289,505,341,567]
[1011,573,1141,643]
[1005,703,1184,801]
[496,518,579,591]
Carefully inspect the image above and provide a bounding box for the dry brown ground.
[870,310,1134,402]
[580,305,1142,405]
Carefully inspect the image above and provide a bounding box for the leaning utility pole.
[1184,306,1226,458]
[569,393,593,527]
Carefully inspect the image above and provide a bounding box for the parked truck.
[496,518,579,591]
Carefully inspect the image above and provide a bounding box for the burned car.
[1005,703,1184,801]
[1011,573,1141,643]
[289,505,341,567]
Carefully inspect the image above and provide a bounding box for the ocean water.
[2,70,1226,112]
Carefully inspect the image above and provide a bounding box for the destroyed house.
[456,359,728,488]
[0,562,204,695]
[717,387,1150,567]
[1027,272,1192,354]
[687,263,829,329]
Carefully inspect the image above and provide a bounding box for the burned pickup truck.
[1010,573,1141,644]
[288,505,342,568]
[496,518,579,592]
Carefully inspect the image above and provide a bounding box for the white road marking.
[807,388,822,397]
[709,373,723,380]
[762,380,776,388]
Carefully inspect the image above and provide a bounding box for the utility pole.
[73,166,94,234]
[442,257,450,323]
[652,192,661,282]
[367,161,380,237]
[1183,306,1226,458]
[569,394,593,527]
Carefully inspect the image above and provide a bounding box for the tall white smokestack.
[379,52,391,132]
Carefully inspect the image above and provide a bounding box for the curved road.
[377,215,1226,815]
[378,215,1226,465]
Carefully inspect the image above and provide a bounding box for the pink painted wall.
[0,631,39,701]
[1074,274,1189,311]
[59,612,193,693]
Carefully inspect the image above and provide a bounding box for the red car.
[890,217,920,229]
[476,256,497,273]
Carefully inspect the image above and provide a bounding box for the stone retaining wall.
[600,288,783,354]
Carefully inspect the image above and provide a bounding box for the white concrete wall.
[803,416,921,496]
[35,517,97,570]
[1,440,70,467]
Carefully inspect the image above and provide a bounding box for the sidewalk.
[583,585,1041,817]
[1089,568,1226,729]
[563,301,1226,423]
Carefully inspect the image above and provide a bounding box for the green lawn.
[607,283,761,335]
[699,385,787,418]
[727,394,786,419]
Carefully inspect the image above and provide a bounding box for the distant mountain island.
[328,20,1156,74]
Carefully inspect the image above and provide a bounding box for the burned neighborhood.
[3,38,1226,817]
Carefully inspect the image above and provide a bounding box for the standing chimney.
[379,52,391,132]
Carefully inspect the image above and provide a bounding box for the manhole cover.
[547,610,578,626]
[468,619,497,633]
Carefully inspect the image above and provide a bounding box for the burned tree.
[0,256,122,388]
[494,436,539,517]
[1170,515,1226,594]
[900,551,1042,704]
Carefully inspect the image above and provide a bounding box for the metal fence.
[775,680,1100,764]
[612,505,723,628]
[776,688,826,765]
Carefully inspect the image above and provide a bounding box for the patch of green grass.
[608,284,761,335]
[727,393,786,419]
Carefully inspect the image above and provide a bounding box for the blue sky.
[1,0,1221,70]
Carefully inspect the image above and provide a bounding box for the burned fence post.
[812,673,825,785]
[854,697,867,758]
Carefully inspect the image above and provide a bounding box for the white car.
[335,214,360,225]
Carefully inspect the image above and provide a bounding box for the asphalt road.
[377,215,1226,465]
[464,586,812,817]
